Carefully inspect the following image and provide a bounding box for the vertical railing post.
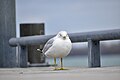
[88,39,101,67]
[0,0,16,68]
[18,46,28,68]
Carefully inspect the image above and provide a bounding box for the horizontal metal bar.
[9,29,120,47]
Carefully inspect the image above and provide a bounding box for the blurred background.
[16,0,120,67]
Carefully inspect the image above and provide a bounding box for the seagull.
[42,31,72,70]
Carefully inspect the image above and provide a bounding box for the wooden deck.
[0,67,120,80]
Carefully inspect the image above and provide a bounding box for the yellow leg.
[54,57,57,70]
[53,58,68,70]
[54,57,56,65]
[60,58,64,70]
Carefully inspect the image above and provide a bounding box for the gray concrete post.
[0,0,16,67]
[19,46,28,68]
[88,39,101,67]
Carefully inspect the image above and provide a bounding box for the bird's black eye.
[59,34,62,36]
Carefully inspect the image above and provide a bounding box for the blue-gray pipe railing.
[9,29,120,68]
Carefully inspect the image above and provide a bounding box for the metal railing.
[9,29,120,68]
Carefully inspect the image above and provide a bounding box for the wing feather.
[42,37,55,53]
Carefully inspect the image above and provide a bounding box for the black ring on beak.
[63,36,66,39]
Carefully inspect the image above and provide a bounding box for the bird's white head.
[57,31,69,40]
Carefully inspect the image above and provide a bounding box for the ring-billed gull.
[42,31,72,70]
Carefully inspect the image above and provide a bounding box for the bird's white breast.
[45,38,72,58]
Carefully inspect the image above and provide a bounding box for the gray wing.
[42,37,55,53]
